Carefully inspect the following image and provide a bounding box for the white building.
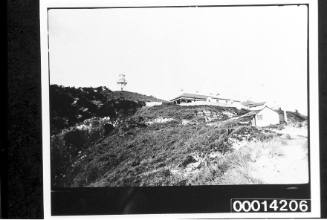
[248,106,280,127]
[170,93,243,108]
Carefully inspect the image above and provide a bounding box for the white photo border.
[40,0,320,218]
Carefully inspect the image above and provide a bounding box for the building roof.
[241,100,266,107]
[170,93,211,101]
[170,93,236,101]
[241,110,261,118]
[181,93,209,99]
[240,106,278,118]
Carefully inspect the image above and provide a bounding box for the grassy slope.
[53,103,308,187]
[68,122,228,187]
[60,105,269,187]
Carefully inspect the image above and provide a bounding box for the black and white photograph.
[48,5,309,188]
[39,0,321,217]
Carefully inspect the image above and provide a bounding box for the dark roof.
[241,100,266,107]
[170,93,210,101]
[181,93,209,99]
[241,109,261,118]
[240,106,278,118]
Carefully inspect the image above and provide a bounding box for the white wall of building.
[253,107,280,127]
[179,100,245,109]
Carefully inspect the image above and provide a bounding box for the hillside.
[276,109,307,124]
[50,85,164,134]
[51,100,308,187]
[102,90,165,103]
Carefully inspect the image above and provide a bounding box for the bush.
[209,134,230,153]
[51,117,116,187]
[282,134,292,140]
[50,85,145,135]
[179,155,197,168]
[265,124,285,130]
[254,133,274,142]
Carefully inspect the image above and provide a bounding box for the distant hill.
[49,85,164,134]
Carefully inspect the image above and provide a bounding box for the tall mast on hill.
[117,74,127,91]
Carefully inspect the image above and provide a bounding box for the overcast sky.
[48,5,308,114]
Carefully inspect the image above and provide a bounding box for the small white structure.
[250,106,280,127]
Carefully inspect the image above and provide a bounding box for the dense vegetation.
[50,85,163,134]
[57,119,279,187]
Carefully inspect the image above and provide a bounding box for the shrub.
[51,117,116,187]
[282,134,292,140]
[50,85,146,134]
[255,133,274,142]
[179,155,197,168]
[209,135,230,153]
[265,124,285,130]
